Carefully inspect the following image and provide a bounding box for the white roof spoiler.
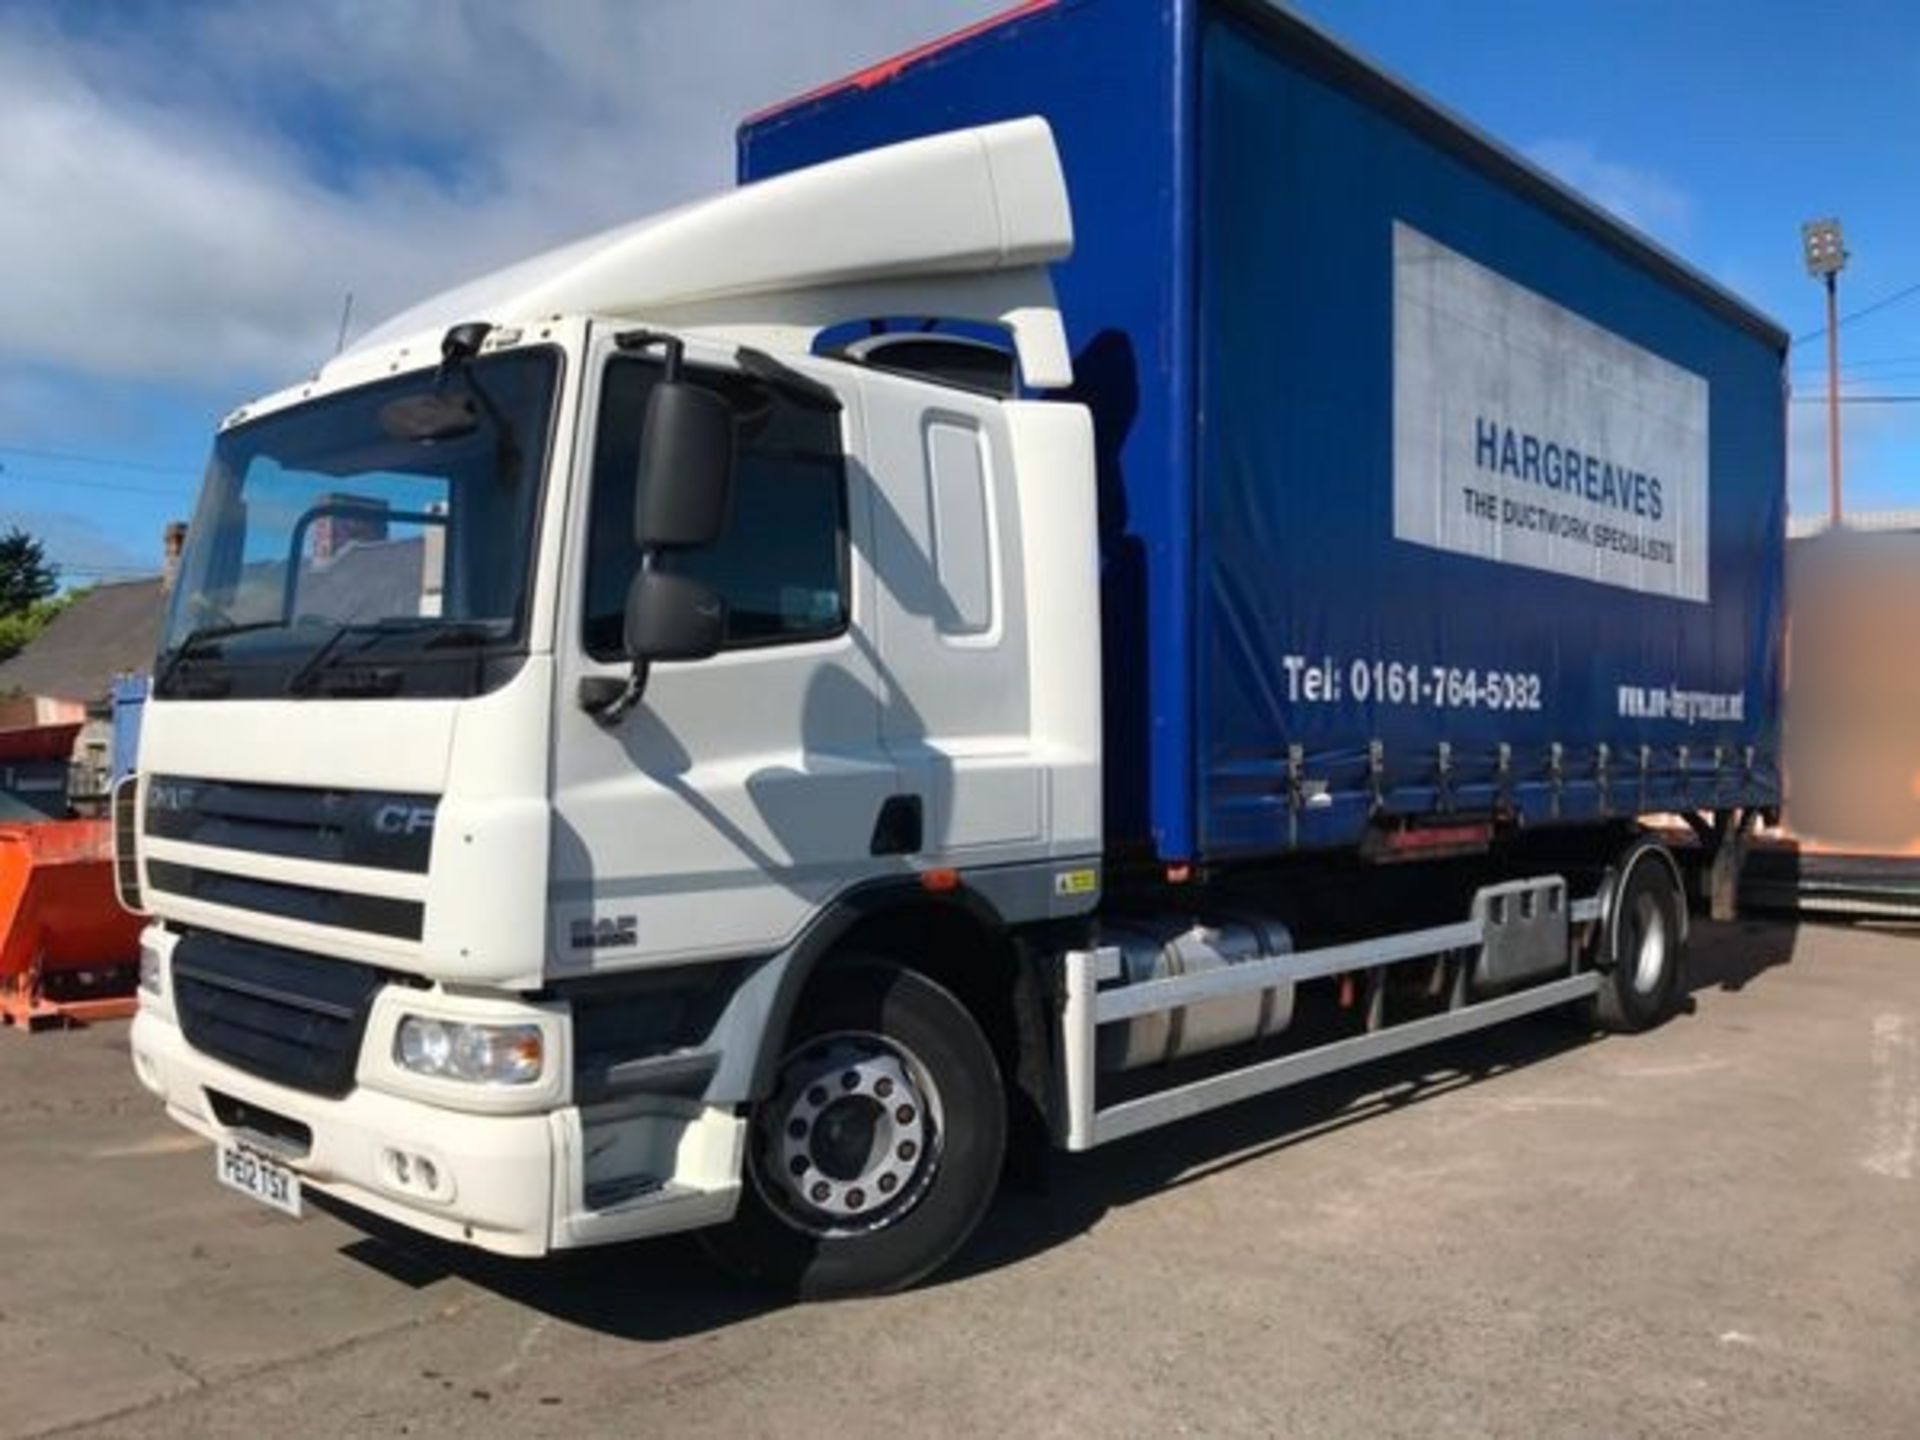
[343,118,1077,388]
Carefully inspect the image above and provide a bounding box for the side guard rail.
[1057,884,1602,1151]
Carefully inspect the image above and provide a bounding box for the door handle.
[870,795,923,857]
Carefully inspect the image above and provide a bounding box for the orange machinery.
[0,819,145,1029]
[0,719,146,1029]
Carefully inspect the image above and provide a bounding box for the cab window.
[583,359,848,659]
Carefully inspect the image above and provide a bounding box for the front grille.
[148,860,424,940]
[173,931,386,1097]
[144,775,437,873]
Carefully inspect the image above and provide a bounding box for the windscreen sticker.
[1392,222,1710,603]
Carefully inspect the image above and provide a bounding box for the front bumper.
[130,1000,745,1257]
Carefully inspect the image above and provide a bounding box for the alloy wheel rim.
[752,1030,945,1239]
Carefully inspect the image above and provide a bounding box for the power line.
[0,469,189,498]
[1791,352,1920,378]
[1793,280,1920,346]
[0,442,200,480]
[1819,351,1920,370]
[1790,394,1920,404]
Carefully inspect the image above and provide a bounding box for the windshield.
[158,348,560,700]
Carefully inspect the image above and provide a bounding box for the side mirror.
[636,380,735,550]
[624,568,727,664]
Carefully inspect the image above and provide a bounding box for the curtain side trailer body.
[741,0,1787,865]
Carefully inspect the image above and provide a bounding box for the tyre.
[700,961,1006,1299]
[1592,845,1686,1033]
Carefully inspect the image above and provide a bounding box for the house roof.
[0,539,443,709]
[0,577,165,707]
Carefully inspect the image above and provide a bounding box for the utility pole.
[1801,218,1847,529]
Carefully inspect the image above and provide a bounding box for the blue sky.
[1292,0,1920,522]
[1,0,1914,587]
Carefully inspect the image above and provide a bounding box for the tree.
[0,529,57,615]
[0,592,79,664]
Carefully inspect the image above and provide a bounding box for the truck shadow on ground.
[322,917,1799,1342]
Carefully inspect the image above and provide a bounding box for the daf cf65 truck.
[123,0,1786,1297]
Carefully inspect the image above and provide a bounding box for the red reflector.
[1166,863,1193,885]
[920,868,961,893]
[1383,822,1494,854]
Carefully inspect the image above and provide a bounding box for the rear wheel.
[1593,845,1686,1032]
[700,961,1006,1298]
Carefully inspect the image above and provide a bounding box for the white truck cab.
[127,121,1105,1285]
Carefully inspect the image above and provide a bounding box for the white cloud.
[1525,139,1694,246]
[0,1,1002,392]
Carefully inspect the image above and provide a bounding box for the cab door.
[853,367,1045,866]
[547,333,898,973]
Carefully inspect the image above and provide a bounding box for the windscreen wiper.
[284,618,507,695]
[283,622,362,695]
[284,619,419,695]
[155,620,286,693]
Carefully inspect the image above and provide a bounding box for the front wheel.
[700,962,1006,1298]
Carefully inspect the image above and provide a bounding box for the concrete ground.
[3,917,1918,1438]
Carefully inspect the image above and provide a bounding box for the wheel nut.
[847,1188,866,1209]
[787,1119,808,1140]
[875,1077,894,1099]
[896,1105,915,1125]
[811,1181,831,1203]
[789,1155,809,1177]
[807,1085,828,1107]
[878,1173,898,1194]
[898,1140,917,1161]
[841,1070,860,1090]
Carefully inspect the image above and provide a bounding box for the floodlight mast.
[1801,217,1847,528]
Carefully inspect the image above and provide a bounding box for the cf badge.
[373,804,436,837]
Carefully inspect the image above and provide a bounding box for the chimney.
[312,494,388,560]
[161,521,188,593]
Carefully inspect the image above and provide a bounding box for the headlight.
[394,1017,544,1085]
[113,775,145,914]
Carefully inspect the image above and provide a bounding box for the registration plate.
[216,1140,303,1219]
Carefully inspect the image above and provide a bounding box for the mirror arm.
[438,321,493,381]
[614,329,686,381]
[580,661,652,728]
[583,546,665,726]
